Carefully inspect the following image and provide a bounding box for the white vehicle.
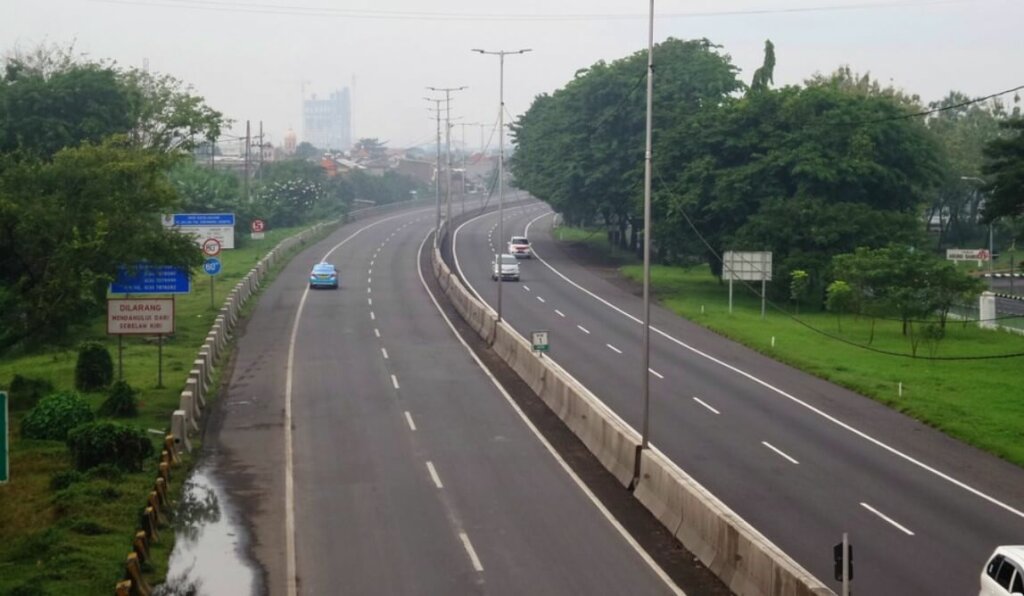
[491,253,520,281]
[508,235,532,258]
[981,546,1024,596]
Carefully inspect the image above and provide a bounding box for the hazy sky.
[4,0,1022,150]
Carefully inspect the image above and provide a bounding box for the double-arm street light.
[472,47,531,324]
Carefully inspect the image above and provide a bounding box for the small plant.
[50,469,85,491]
[74,341,114,391]
[66,421,154,472]
[98,380,139,418]
[8,374,54,411]
[20,391,94,441]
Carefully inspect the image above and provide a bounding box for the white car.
[508,235,532,259]
[491,253,520,281]
[981,546,1024,596]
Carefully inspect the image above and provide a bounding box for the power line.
[90,0,977,21]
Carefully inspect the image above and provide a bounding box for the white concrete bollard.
[171,411,192,453]
[980,291,997,330]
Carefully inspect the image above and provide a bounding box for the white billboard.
[107,299,175,335]
[723,251,773,281]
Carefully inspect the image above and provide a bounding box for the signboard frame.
[107,298,176,335]
[1,391,8,484]
[946,248,990,263]
[531,330,550,353]
[163,212,236,249]
[722,251,773,281]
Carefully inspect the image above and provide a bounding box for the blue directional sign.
[110,264,191,295]
[168,213,235,226]
[203,257,222,276]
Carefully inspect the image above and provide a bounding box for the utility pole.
[258,121,264,182]
[424,97,444,245]
[456,122,481,215]
[428,86,467,239]
[473,48,531,324]
[244,120,251,203]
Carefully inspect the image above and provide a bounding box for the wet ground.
[154,463,260,596]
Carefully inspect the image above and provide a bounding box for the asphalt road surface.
[211,203,681,595]
[451,196,1024,595]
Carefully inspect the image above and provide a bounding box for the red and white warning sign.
[201,237,222,257]
[107,299,175,335]
[251,219,265,233]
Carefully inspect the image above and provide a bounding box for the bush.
[50,469,84,491]
[66,421,154,472]
[8,374,54,411]
[98,380,139,417]
[74,341,114,391]
[20,391,94,441]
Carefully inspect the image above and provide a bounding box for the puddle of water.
[155,464,259,596]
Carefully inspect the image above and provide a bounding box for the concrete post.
[980,291,997,330]
[171,411,191,452]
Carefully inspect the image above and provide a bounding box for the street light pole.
[473,47,531,324]
[425,97,444,246]
[640,0,655,457]
[428,86,467,243]
[961,176,995,284]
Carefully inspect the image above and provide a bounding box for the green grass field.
[0,223,332,596]
[556,226,1024,467]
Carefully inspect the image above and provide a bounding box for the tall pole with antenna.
[472,48,531,324]
[428,86,467,242]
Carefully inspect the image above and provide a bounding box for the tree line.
[510,38,1023,319]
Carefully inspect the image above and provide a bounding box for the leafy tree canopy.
[982,118,1024,220]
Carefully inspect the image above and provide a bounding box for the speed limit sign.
[251,219,265,233]
[202,238,221,257]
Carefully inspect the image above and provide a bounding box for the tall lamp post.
[428,86,467,243]
[962,176,995,285]
[472,47,531,324]
[638,0,656,477]
[425,97,444,246]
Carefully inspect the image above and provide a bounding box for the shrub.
[98,380,139,418]
[69,518,111,535]
[8,374,54,411]
[66,421,154,472]
[50,469,85,491]
[74,341,114,391]
[20,391,94,441]
[85,463,123,482]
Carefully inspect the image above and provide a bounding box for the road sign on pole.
[202,238,222,257]
[531,330,550,353]
[203,257,222,276]
[1,391,8,484]
[251,219,266,240]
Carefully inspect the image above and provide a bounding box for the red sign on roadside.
[202,237,221,257]
[251,219,266,233]
[107,299,175,335]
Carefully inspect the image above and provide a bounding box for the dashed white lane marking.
[404,411,417,431]
[368,277,372,284]
[577,324,590,334]
[420,229,682,594]
[693,397,720,415]
[426,461,443,488]
[861,502,915,536]
[459,532,484,572]
[374,328,381,338]
[370,260,375,266]
[762,441,799,465]
[381,347,389,360]
[370,311,376,320]
[368,298,372,306]
[606,343,622,354]
[523,285,530,291]
[537,296,546,303]
[555,309,566,318]
[391,374,400,389]
[649,368,664,379]
[368,268,372,275]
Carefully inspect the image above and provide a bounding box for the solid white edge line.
[522,211,1024,522]
[692,397,721,415]
[285,207,434,596]
[762,441,800,465]
[607,343,623,354]
[391,374,400,390]
[417,230,684,595]
[404,410,417,431]
[426,461,444,488]
[860,502,915,536]
[459,532,485,572]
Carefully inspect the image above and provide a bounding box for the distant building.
[303,88,352,151]
[283,128,297,154]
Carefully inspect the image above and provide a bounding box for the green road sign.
[531,330,550,353]
[1,391,8,483]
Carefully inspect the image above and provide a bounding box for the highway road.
[209,202,682,595]
[451,195,1024,595]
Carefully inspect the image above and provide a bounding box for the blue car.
[309,262,339,289]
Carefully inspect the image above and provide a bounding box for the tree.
[0,139,202,345]
[119,68,225,153]
[353,138,389,162]
[789,270,809,314]
[295,142,320,160]
[825,280,855,332]
[749,40,775,93]
[982,118,1024,221]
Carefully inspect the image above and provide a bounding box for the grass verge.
[0,222,336,595]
